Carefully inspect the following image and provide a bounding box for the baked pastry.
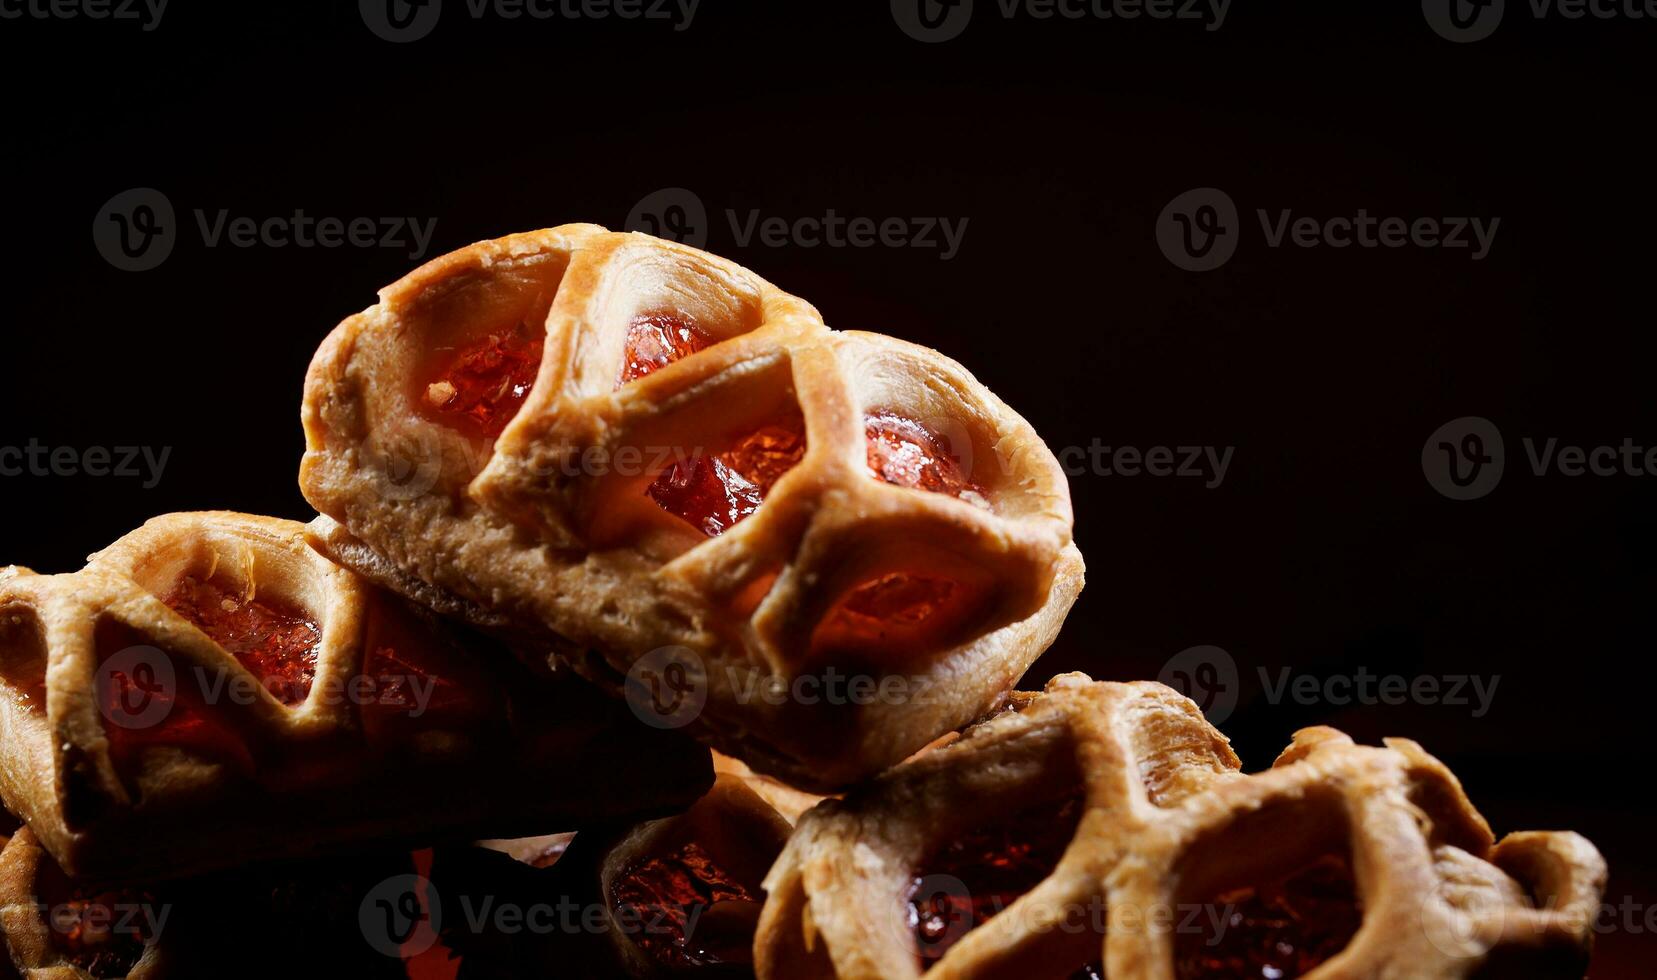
[756,674,1607,979]
[593,771,806,976]
[427,765,820,978]
[0,512,712,882]
[299,225,1084,790]
[0,824,413,979]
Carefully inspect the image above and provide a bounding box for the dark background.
[2,1,1651,973]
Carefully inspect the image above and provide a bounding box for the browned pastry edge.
[0,512,712,883]
[298,225,1084,792]
[755,674,1608,980]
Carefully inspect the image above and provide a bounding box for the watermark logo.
[0,0,169,30]
[93,188,175,272]
[368,430,446,502]
[1159,188,1500,270]
[1156,187,1238,272]
[1423,416,1504,500]
[97,645,178,730]
[1423,0,1505,42]
[360,0,442,41]
[892,0,974,42]
[893,0,1229,40]
[626,189,969,260]
[1425,0,1657,42]
[0,441,171,488]
[92,189,439,271]
[1057,441,1233,488]
[1424,417,1656,500]
[905,874,976,955]
[1158,644,1240,723]
[626,187,710,248]
[361,0,698,41]
[625,646,708,729]
[360,874,443,957]
[1158,646,1500,720]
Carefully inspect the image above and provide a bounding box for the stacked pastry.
[0,227,1604,978]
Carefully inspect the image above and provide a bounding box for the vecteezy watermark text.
[98,646,443,731]
[0,440,170,489]
[1424,0,1657,43]
[359,0,699,43]
[891,0,1231,43]
[0,0,168,30]
[1056,441,1233,488]
[1159,646,1499,723]
[1422,416,1656,500]
[626,189,969,260]
[1157,188,1499,271]
[93,188,438,271]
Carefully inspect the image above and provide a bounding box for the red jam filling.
[865,411,986,504]
[358,598,496,743]
[612,840,760,969]
[908,794,1093,972]
[162,576,319,706]
[95,620,256,780]
[421,323,544,439]
[647,424,807,537]
[39,861,157,979]
[1174,856,1362,979]
[620,313,716,385]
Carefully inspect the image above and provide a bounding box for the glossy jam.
[864,411,986,504]
[1174,856,1362,979]
[422,324,544,439]
[840,573,959,625]
[612,841,760,969]
[908,794,1091,971]
[162,576,320,706]
[39,863,156,979]
[620,313,716,385]
[647,424,807,536]
[97,621,255,779]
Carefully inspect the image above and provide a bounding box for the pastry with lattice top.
[0,824,416,980]
[755,674,1606,979]
[299,225,1084,791]
[0,512,711,883]
[426,762,821,978]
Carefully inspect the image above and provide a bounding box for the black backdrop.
[3,1,1652,972]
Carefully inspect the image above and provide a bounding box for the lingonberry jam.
[620,313,716,385]
[358,598,495,743]
[864,411,986,505]
[647,424,807,537]
[421,323,544,439]
[95,620,255,780]
[162,576,320,706]
[1174,856,1362,979]
[39,861,157,979]
[908,794,1095,973]
[612,840,760,969]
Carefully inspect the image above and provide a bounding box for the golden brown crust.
[0,512,711,883]
[0,828,166,980]
[594,774,803,977]
[755,674,1608,979]
[298,225,1083,790]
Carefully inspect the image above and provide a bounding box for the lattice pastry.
[756,674,1607,979]
[0,512,711,883]
[426,762,821,978]
[0,824,412,979]
[299,225,1084,791]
